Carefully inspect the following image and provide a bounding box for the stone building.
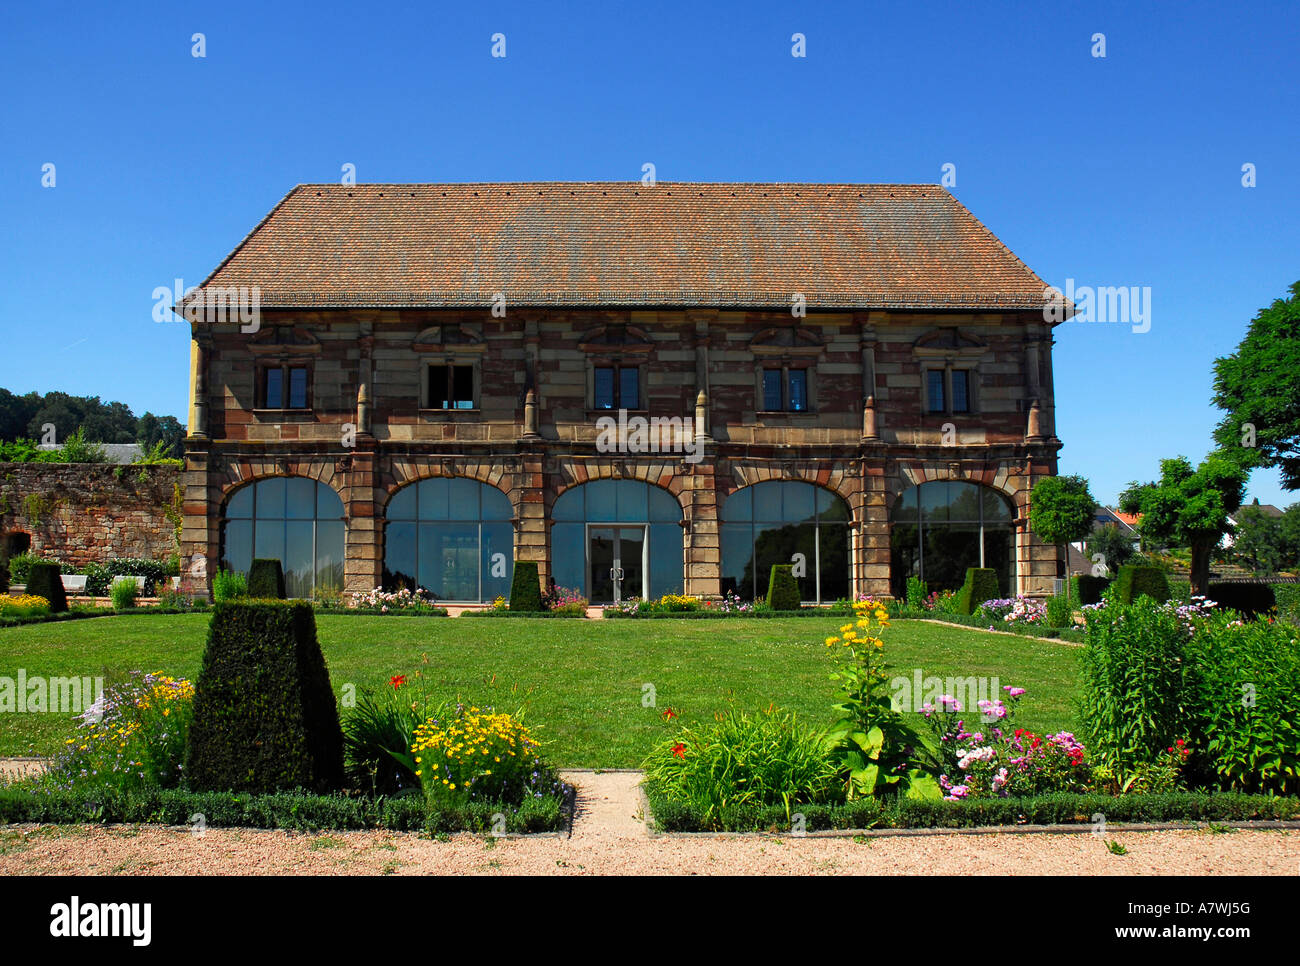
[177,183,1063,603]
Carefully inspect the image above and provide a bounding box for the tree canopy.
[0,386,185,458]
[1212,280,1300,489]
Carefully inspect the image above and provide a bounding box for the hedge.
[24,561,68,613]
[0,785,568,833]
[1207,581,1276,619]
[955,568,1000,615]
[642,783,1300,833]
[185,601,344,794]
[1113,564,1171,604]
[246,558,286,599]
[1274,583,1300,626]
[508,560,543,612]
[765,564,802,611]
[1071,573,1112,605]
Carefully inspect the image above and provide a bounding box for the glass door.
[588,526,646,603]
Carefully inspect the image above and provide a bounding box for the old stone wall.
[0,463,181,569]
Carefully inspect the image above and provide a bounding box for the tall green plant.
[1029,475,1096,602]
[824,600,921,798]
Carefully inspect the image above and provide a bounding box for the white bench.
[61,575,88,594]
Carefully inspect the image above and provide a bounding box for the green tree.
[1028,474,1097,600]
[1280,503,1300,569]
[1085,523,1137,575]
[1230,502,1284,575]
[1127,453,1247,596]
[136,412,185,458]
[1212,281,1300,489]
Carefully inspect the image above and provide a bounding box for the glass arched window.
[890,481,1015,597]
[383,478,514,602]
[221,477,345,597]
[551,480,683,603]
[720,481,850,603]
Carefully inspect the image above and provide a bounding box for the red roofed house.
[177,183,1063,603]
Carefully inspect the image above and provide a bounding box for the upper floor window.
[925,366,972,415]
[259,364,311,410]
[761,366,810,412]
[427,363,475,410]
[594,365,640,410]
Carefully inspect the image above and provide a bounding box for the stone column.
[516,453,548,586]
[859,460,892,598]
[179,437,215,598]
[685,456,720,599]
[342,442,381,593]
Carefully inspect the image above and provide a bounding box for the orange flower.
[671,742,686,760]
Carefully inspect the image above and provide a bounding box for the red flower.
[661,708,677,720]
[671,742,686,760]
[390,675,407,689]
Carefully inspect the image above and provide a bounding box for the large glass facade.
[550,480,683,601]
[383,478,514,602]
[720,481,850,603]
[220,477,345,597]
[890,481,1016,596]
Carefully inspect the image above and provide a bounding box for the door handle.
[615,567,625,580]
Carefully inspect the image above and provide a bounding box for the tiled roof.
[186,182,1058,313]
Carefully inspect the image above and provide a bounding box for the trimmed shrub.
[1071,574,1111,605]
[185,601,344,794]
[508,560,543,612]
[1113,564,1171,604]
[246,558,286,599]
[765,564,802,611]
[25,561,68,613]
[1207,582,1276,619]
[1044,594,1072,628]
[955,568,1000,616]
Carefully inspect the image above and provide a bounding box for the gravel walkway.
[2,770,1296,875]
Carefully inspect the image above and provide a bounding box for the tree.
[137,412,185,458]
[1127,453,1247,596]
[1028,474,1096,600]
[1230,502,1284,575]
[1085,523,1137,575]
[1212,281,1300,489]
[1280,503,1300,570]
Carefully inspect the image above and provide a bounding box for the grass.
[0,614,1081,766]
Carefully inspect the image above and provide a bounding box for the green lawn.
[0,615,1082,767]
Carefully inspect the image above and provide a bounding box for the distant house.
[1221,502,1284,549]
[37,442,144,465]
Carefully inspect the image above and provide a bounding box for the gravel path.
[2,770,1296,875]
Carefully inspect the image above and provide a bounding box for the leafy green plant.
[341,682,440,796]
[905,576,928,610]
[1029,474,1096,601]
[212,569,247,602]
[55,428,109,464]
[825,600,922,798]
[1045,594,1073,628]
[110,578,139,610]
[642,707,839,825]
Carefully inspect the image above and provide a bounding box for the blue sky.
[2,1,1296,505]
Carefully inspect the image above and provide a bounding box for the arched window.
[890,481,1016,597]
[221,477,345,597]
[383,478,513,602]
[550,480,682,603]
[720,481,850,603]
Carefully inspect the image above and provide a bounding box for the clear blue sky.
[2,1,1297,505]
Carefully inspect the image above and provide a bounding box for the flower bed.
[315,587,449,616]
